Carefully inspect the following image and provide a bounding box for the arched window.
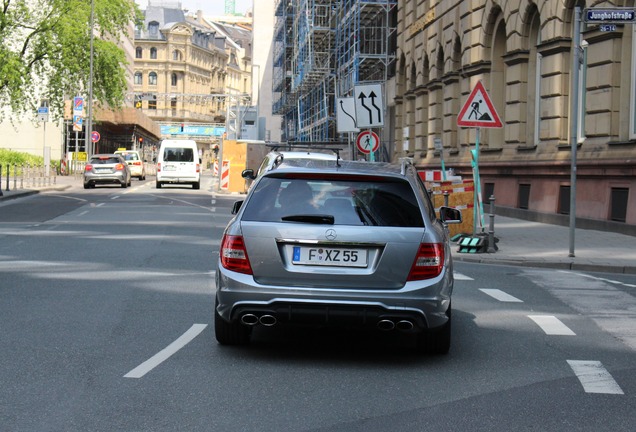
[172,50,183,61]
[135,47,142,59]
[134,72,142,85]
[150,47,157,59]
[149,72,157,86]
[171,73,178,87]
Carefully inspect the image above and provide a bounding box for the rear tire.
[214,297,251,345]
[416,304,451,355]
[193,181,200,190]
[121,181,127,188]
[156,181,162,189]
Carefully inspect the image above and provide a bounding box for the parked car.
[83,154,131,189]
[215,157,462,354]
[115,149,146,180]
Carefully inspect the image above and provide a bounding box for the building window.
[171,97,177,116]
[149,72,157,86]
[518,184,531,209]
[135,47,142,59]
[558,185,570,215]
[134,72,142,85]
[148,21,159,37]
[173,50,183,61]
[171,73,178,87]
[484,183,495,204]
[150,47,157,59]
[610,188,629,222]
[148,98,157,110]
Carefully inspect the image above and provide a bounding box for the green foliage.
[0,0,142,122]
[0,149,60,175]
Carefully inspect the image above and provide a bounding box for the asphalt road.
[0,178,634,431]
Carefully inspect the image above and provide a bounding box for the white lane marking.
[454,272,473,280]
[528,315,576,335]
[479,288,523,302]
[111,195,120,200]
[78,211,89,217]
[567,360,624,394]
[564,270,636,289]
[124,324,207,379]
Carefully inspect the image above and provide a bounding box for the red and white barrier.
[220,160,230,190]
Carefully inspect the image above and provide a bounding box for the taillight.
[84,164,93,172]
[157,163,161,172]
[220,234,253,274]
[196,163,200,173]
[115,163,125,170]
[133,161,142,166]
[407,243,444,281]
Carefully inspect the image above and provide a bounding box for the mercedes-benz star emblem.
[325,229,337,240]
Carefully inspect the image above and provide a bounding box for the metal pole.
[86,0,95,158]
[569,7,581,257]
[488,195,496,253]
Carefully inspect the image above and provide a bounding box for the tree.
[0,0,142,122]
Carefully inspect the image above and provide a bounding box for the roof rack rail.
[399,157,414,176]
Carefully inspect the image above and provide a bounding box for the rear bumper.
[216,266,452,331]
[84,174,126,184]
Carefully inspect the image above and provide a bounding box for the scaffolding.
[273,0,397,142]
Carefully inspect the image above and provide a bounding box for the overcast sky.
[134,0,252,16]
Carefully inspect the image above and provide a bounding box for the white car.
[114,150,146,180]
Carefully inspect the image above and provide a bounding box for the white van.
[156,139,201,189]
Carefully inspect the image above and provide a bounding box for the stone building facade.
[395,0,636,232]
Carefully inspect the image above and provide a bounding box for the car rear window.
[90,157,120,164]
[242,176,424,227]
[163,147,194,162]
[117,152,139,161]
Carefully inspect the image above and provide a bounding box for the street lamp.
[86,0,95,157]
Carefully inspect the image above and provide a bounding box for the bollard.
[488,195,496,253]
[20,164,24,189]
[443,191,449,207]
[13,163,17,190]
[0,165,3,196]
[5,163,9,191]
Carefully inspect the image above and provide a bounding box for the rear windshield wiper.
[281,214,335,224]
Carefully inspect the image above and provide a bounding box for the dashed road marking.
[528,315,575,335]
[454,272,473,280]
[124,324,207,379]
[567,360,624,394]
[479,288,523,302]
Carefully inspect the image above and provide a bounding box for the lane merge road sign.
[354,83,384,128]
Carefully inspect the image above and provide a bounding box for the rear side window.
[163,147,194,162]
[242,176,424,227]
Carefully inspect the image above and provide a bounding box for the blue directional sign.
[585,8,636,23]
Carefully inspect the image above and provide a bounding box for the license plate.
[292,246,367,267]
[164,165,176,171]
[95,168,110,173]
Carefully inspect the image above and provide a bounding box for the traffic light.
[180,123,184,132]
[138,137,144,145]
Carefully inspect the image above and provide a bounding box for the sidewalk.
[2,176,635,274]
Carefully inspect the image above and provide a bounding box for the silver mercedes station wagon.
[215,157,462,354]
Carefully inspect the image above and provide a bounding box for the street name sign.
[584,8,636,23]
